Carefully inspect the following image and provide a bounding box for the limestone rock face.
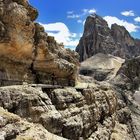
[33,23,79,85]
[0,84,138,140]
[76,14,140,62]
[0,0,78,86]
[0,107,67,140]
[79,53,125,81]
[0,85,120,140]
[1,1,140,140]
[114,56,140,90]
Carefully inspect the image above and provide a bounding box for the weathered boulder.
[113,56,140,90]
[0,107,67,140]
[0,0,78,86]
[33,23,79,86]
[79,53,125,81]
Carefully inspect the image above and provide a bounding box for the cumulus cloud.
[134,17,140,22]
[67,14,80,19]
[104,16,139,32]
[67,8,96,19]
[39,22,79,47]
[77,19,82,23]
[82,8,96,15]
[67,11,74,14]
[121,10,135,17]
[88,9,97,14]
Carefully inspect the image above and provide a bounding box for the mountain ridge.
[76,14,140,62]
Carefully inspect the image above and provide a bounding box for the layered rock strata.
[79,53,125,81]
[0,0,78,86]
[0,84,135,140]
[1,74,140,139]
[0,107,67,140]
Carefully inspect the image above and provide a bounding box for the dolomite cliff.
[0,0,140,140]
[0,0,78,86]
[76,14,140,62]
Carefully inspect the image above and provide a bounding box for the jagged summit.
[89,13,103,19]
[76,14,140,62]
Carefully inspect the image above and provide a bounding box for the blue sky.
[29,0,140,49]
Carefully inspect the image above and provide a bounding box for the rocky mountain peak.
[83,14,108,36]
[111,23,134,46]
[76,14,140,62]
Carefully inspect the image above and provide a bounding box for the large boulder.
[113,56,140,90]
[0,107,67,140]
[79,53,125,81]
[0,0,78,86]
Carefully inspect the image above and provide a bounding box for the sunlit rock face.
[79,53,125,81]
[76,14,140,62]
[1,83,138,140]
[0,1,140,140]
[0,0,79,86]
[0,107,67,140]
[0,85,117,140]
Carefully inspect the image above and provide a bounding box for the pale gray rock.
[79,53,125,81]
[0,85,118,140]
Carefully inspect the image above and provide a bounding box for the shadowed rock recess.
[1,1,140,140]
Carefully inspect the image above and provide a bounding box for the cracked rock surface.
[0,84,136,140]
[0,0,78,87]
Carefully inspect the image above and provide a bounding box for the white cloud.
[88,9,96,14]
[71,33,77,38]
[67,8,96,19]
[83,20,86,25]
[67,14,80,19]
[67,11,81,19]
[39,22,79,47]
[82,8,96,15]
[121,10,135,17]
[77,19,82,23]
[79,33,83,37]
[82,9,88,13]
[67,11,74,14]
[104,16,139,32]
[134,17,140,22]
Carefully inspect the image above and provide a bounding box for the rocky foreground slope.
[76,14,140,62]
[0,0,140,140]
[0,107,66,140]
[0,84,135,140]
